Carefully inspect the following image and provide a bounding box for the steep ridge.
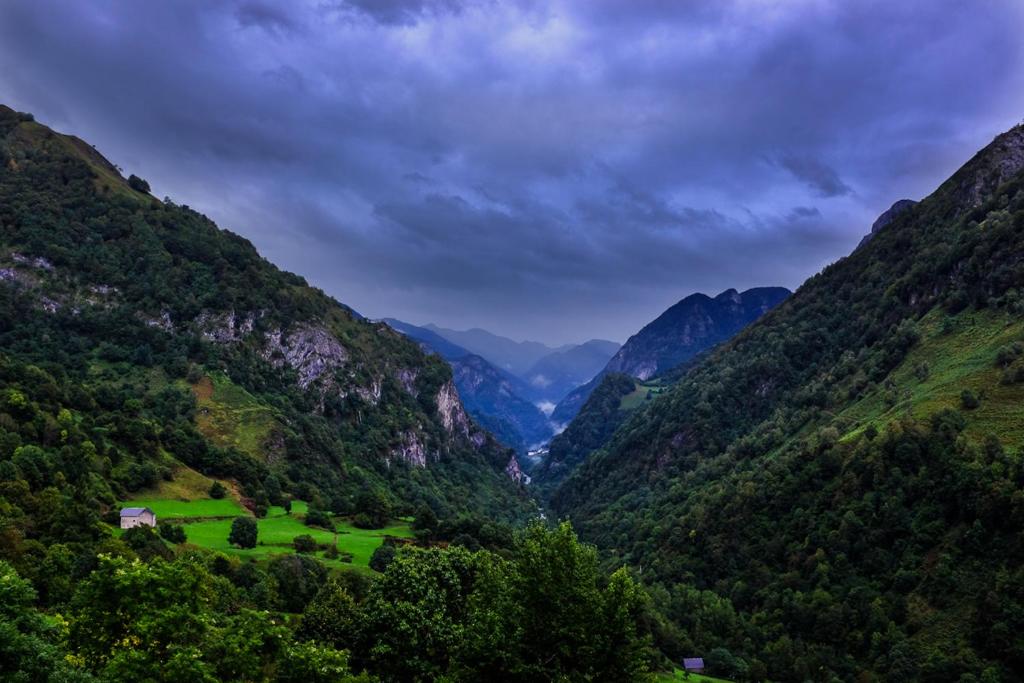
[552,124,1024,679]
[384,318,553,453]
[550,287,789,426]
[0,105,529,522]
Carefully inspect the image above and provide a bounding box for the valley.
[1,4,1023,681]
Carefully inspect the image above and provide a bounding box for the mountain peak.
[944,123,1024,212]
[857,198,918,249]
[715,288,741,303]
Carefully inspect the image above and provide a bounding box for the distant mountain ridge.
[423,324,568,377]
[383,319,554,453]
[551,286,790,425]
[522,339,620,404]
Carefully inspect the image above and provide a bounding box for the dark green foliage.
[293,534,317,553]
[536,372,637,490]
[0,560,96,682]
[553,124,1024,680]
[228,517,257,548]
[209,481,227,499]
[961,388,980,409]
[304,507,333,531]
[353,489,390,529]
[122,526,172,561]
[158,522,186,544]
[64,554,364,681]
[342,523,651,682]
[368,544,396,573]
[266,554,328,614]
[127,174,150,193]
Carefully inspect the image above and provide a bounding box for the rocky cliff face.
[949,124,1024,210]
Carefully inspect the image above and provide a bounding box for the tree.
[297,578,361,648]
[159,523,187,544]
[0,561,94,682]
[127,174,150,193]
[228,517,257,549]
[294,534,317,553]
[412,504,438,538]
[368,544,396,573]
[209,481,227,499]
[354,489,391,529]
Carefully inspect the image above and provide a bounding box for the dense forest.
[553,124,1024,680]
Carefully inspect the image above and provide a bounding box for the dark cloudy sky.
[2,1,1023,344]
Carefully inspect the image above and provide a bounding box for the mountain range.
[383,318,553,453]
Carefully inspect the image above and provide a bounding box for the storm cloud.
[0,0,1021,343]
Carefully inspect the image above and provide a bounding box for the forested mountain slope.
[552,124,1024,680]
[0,104,528,529]
[550,287,788,426]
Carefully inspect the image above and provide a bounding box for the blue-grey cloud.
[0,0,1021,343]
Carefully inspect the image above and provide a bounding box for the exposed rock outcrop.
[504,454,528,484]
[196,309,260,343]
[436,379,472,437]
[952,124,1024,210]
[395,368,419,396]
[261,324,349,389]
[390,429,428,467]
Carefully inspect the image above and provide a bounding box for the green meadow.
[120,494,412,570]
[655,670,733,683]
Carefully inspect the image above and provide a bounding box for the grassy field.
[620,380,666,410]
[120,497,247,519]
[655,669,732,683]
[120,491,412,570]
[179,512,412,567]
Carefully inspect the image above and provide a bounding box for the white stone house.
[120,507,156,529]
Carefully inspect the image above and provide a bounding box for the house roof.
[120,507,153,517]
[683,658,704,669]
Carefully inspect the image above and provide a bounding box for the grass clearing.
[655,669,733,683]
[121,497,247,519]
[835,308,1024,447]
[187,373,280,461]
[137,496,414,570]
[620,380,666,410]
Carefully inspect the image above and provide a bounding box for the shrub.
[127,174,151,193]
[305,508,333,531]
[209,481,227,499]
[293,534,317,554]
[369,544,397,573]
[158,523,187,544]
[960,389,980,410]
[229,517,257,549]
[323,544,339,560]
